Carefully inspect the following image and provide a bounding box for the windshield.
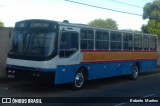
[9,31,57,60]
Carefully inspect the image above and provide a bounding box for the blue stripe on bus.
[7,60,157,84]
[54,60,157,84]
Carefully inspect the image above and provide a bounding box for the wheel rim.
[75,73,84,88]
[133,67,138,78]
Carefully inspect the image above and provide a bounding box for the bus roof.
[57,21,157,36]
[15,19,157,36]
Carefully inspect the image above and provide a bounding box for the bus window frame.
[110,31,122,51]
[59,30,79,58]
[95,30,109,50]
[122,32,134,51]
[80,28,94,50]
[149,36,157,51]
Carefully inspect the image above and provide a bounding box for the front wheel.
[71,72,84,90]
[131,65,139,80]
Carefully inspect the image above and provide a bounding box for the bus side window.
[95,31,109,50]
[143,35,149,50]
[110,31,122,50]
[80,29,94,50]
[123,33,133,50]
[150,36,157,50]
[59,31,78,58]
[134,34,142,50]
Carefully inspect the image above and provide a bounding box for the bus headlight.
[8,70,16,74]
[12,70,15,73]
[8,70,12,73]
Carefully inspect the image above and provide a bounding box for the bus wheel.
[71,71,84,90]
[131,65,139,80]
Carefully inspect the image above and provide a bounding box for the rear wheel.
[71,71,84,90]
[131,65,139,80]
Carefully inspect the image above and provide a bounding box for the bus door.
[59,31,79,58]
[56,30,80,84]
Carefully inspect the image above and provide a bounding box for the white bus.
[6,19,158,89]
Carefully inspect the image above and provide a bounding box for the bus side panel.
[109,62,132,76]
[85,60,157,80]
[139,60,157,73]
[55,65,79,84]
[87,63,109,80]
[54,60,157,84]
[87,62,132,80]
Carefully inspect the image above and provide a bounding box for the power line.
[142,0,152,3]
[109,0,143,8]
[65,0,142,16]
[79,0,142,10]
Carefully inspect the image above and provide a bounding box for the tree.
[141,0,160,37]
[0,20,4,28]
[88,18,118,29]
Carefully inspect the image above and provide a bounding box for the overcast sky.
[0,0,152,30]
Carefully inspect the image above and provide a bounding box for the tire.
[71,71,85,90]
[131,65,139,80]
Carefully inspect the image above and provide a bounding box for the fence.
[0,27,12,79]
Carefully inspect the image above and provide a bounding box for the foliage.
[141,0,160,37]
[88,18,118,29]
[0,20,4,28]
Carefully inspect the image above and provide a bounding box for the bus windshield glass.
[9,31,57,60]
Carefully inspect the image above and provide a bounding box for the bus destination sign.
[30,23,49,28]
[15,20,57,31]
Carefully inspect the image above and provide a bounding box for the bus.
[6,19,158,89]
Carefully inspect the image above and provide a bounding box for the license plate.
[8,75,15,78]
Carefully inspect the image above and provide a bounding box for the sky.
[0,0,153,30]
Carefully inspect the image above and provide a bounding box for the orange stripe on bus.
[82,52,158,63]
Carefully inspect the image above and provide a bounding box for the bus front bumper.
[6,66,55,84]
